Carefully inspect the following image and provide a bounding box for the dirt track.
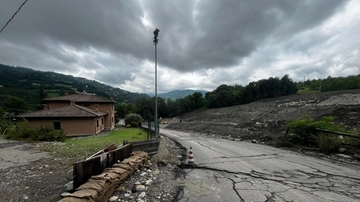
[0,139,70,202]
[166,89,360,142]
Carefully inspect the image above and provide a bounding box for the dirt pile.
[165,89,360,141]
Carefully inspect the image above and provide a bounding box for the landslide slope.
[166,89,360,141]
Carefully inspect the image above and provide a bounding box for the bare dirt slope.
[166,89,360,142]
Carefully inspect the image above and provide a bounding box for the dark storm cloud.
[0,0,355,93]
[0,0,150,69]
[148,0,348,72]
[1,0,347,72]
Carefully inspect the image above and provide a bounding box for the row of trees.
[297,75,360,92]
[115,75,298,120]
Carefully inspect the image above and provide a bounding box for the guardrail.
[132,138,160,155]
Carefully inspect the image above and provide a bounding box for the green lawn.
[47,92,60,98]
[40,128,147,164]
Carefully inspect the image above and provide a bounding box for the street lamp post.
[153,28,159,136]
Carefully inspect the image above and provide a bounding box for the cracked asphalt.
[161,129,360,202]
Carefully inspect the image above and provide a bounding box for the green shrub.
[0,119,13,135]
[313,116,346,132]
[287,115,316,146]
[317,134,342,154]
[34,125,66,142]
[287,115,347,147]
[130,121,137,127]
[5,121,35,140]
[126,124,132,128]
[5,121,65,142]
[124,113,143,128]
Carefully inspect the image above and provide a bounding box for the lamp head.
[153,28,160,36]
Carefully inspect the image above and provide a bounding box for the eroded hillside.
[166,89,360,141]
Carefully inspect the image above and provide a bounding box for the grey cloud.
[152,0,348,72]
[0,0,356,93]
[0,0,348,72]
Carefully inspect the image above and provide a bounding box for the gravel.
[165,89,360,142]
[0,135,186,202]
[104,136,186,202]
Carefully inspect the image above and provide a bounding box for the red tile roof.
[43,94,114,103]
[20,105,107,118]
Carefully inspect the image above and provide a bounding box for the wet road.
[161,129,360,202]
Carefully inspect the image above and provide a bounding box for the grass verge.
[297,88,319,94]
[40,128,147,165]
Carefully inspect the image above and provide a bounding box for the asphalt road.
[160,128,360,202]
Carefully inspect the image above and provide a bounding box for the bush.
[317,134,342,154]
[287,115,316,146]
[5,121,65,142]
[35,125,66,142]
[130,121,138,127]
[0,119,12,135]
[287,115,348,151]
[124,113,143,128]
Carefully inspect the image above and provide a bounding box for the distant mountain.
[0,63,148,109]
[148,89,208,99]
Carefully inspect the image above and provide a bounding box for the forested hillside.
[0,64,148,111]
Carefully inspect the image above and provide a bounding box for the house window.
[102,118,104,125]
[97,120,99,127]
[53,122,61,130]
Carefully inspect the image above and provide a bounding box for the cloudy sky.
[0,0,359,94]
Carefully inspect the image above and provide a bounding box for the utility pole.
[153,28,160,136]
[303,76,305,88]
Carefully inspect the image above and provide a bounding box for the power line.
[0,0,29,34]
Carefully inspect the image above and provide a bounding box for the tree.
[124,113,143,127]
[135,96,153,121]
[1,96,28,115]
[0,107,5,118]
[280,75,297,95]
[115,103,137,119]
[38,85,47,101]
[165,98,179,117]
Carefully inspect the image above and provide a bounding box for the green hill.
[148,89,208,99]
[0,63,148,110]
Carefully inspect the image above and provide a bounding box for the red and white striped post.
[187,146,194,165]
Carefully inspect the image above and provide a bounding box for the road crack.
[196,141,228,156]
[227,177,245,202]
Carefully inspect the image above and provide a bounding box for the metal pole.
[153,28,159,137]
[155,42,158,136]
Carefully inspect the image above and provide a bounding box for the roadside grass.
[40,128,147,165]
[297,88,319,94]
